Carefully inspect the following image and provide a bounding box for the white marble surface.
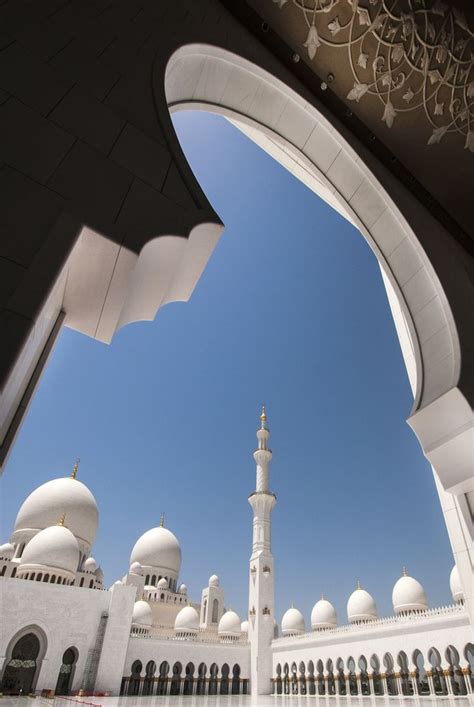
[4,696,474,707]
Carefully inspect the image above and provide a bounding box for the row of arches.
[274,644,474,697]
[0,630,78,696]
[121,660,248,696]
[144,574,177,591]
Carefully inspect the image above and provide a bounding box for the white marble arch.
[164,44,473,619]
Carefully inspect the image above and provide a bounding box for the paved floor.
[2,697,473,707]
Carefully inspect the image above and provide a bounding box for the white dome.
[0,542,14,559]
[130,526,181,576]
[129,561,142,575]
[392,571,428,613]
[19,524,80,574]
[132,600,152,627]
[281,606,305,636]
[311,598,337,629]
[144,584,156,592]
[83,557,97,573]
[209,574,219,587]
[241,620,249,633]
[14,477,98,548]
[218,610,241,636]
[95,566,104,581]
[347,586,378,623]
[179,583,188,594]
[175,606,199,632]
[450,565,464,603]
[157,577,168,589]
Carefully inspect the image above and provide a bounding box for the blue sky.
[2,111,454,626]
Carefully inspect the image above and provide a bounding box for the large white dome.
[450,565,464,603]
[14,477,98,548]
[130,526,181,576]
[347,586,378,623]
[311,598,337,629]
[19,524,80,574]
[392,571,428,613]
[175,606,199,632]
[281,606,305,636]
[132,600,152,627]
[218,610,241,636]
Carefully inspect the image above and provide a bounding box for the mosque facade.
[0,410,472,699]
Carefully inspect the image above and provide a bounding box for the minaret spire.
[70,459,80,479]
[248,405,277,695]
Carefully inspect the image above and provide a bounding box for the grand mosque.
[0,408,472,699]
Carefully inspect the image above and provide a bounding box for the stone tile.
[302,121,341,174]
[0,309,32,389]
[0,257,26,307]
[326,151,364,202]
[48,141,133,227]
[105,69,165,145]
[50,40,120,101]
[0,98,75,182]
[0,42,72,115]
[220,66,260,115]
[110,123,170,190]
[0,166,64,266]
[413,296,446,344]
[14,18,74,62]
[248,81,288,132]
[50,86,125,154]
[371,209,406,258]
[387,237,424,287]
[349,178,386,230]
[194,56,233,106]
[402,267,437,316]
[274,101,315,150]
[162,163,195,210]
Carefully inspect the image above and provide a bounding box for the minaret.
[248,405,276,695]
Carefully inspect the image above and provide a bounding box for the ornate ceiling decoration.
[271,0,473,151]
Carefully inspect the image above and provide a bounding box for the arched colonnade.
[121,659,248,697]
[273,643,474,697]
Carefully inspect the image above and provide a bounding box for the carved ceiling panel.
[247,0,474,238]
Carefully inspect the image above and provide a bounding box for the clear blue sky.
[2,111,453,626]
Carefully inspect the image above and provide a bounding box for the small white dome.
[95,566,104,581]
[14,477,98,548]
[209,574,219,587]
[179,583,188,594]
[129,561,142,575]
[157,577,168,589]
[83,557,97,573]
[311,597,337,629]
[218,610,241,636]
[132,600,152,627]
[241,620,249,633]
[0,542,14,559]
[281,606,305,636]
[19,524,80,574]
[130,526,181,576]
[347,585,377,623]
[144,584,156,592]
[450,565,464,603]
[392,571,428,613]
[174,606,199,632]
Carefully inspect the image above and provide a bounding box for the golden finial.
[403,566,408,577]
[160,513,165,528]
[71,459,80,480]
[320,592,325,601]
[58,513,66,527]
[357,580,362,590]
[260,404,267,428]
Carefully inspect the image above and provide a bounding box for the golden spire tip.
[160,513,165,528]
[260,404,267,427]
[58,513,66,527]
[71,458,80,480]
[357,580,362,590]
[403,566,408,577]
[320,592,324,601]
